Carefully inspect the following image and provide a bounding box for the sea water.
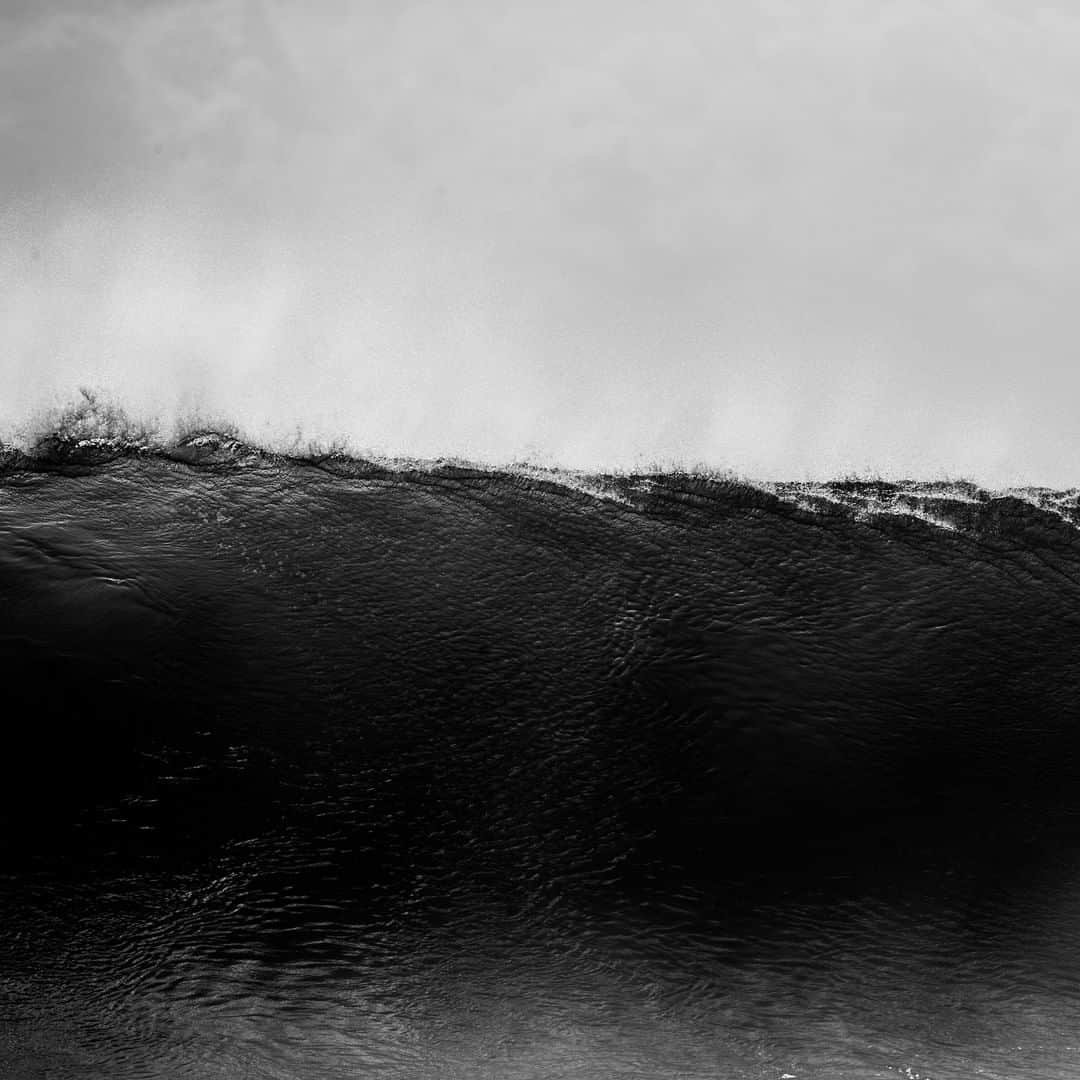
[3,445,1080,1079]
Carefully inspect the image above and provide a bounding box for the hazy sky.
[3,0,1079,484]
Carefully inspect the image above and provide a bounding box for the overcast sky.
[2,0,1078,484]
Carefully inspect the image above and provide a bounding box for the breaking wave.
[5,398,1080,1078]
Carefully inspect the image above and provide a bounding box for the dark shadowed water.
[4,441,1080,1078]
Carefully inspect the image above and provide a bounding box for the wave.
[6,407,1080,1078]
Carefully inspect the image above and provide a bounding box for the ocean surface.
[4,437,1080,1079]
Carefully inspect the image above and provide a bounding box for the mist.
[4,0,1079,485]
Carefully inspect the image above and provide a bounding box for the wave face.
[5,451,1080,1078]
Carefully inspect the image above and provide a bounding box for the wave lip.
[5,389,1080,541]
[5,429,1080,541]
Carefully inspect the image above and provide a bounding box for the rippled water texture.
[4,447,1080,1078]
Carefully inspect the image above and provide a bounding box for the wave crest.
[5,390,1080,543]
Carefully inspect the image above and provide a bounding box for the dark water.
[4,443,1080,1078]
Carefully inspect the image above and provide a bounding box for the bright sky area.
[2,0,1078,485]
